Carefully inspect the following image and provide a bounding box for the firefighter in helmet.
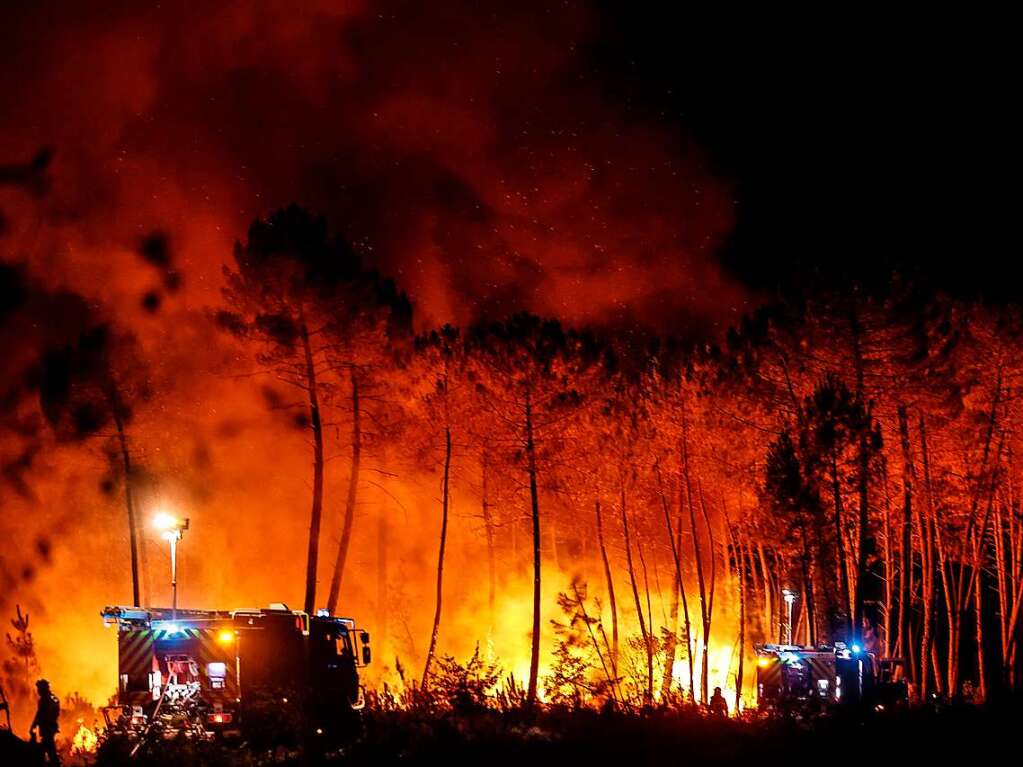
[30,678,61,765]
[709,686,728,717]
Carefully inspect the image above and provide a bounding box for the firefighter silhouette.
[30,679,61,765]
[709,686,728,717]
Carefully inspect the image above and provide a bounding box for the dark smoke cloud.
[0,0,743,333]
[0,262,100,498]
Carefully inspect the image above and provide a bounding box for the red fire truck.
[100,603,370,745]
[755,642,906,712]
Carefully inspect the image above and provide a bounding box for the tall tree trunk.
[655,468,680,698]
[881,463,895,658]
[896,405,916,685]
[698,484,718,703]
[1001,459,1023,691]
[595,500,620,674]
[994,496,1009,688]
[726,514,746,715]
[968,436,1003,703]
[112,405,140,607]
[684,428,710,703]
[934,505,958,695]
[677,425,697,702]
[919,413,937,698]
[830,449,853,637]
[299,316,324,617]
[422,425,452,685]
[377,505,389,666]
[973,547,987,702]
[327,370,360,614]
[853,412,872,634]
[482,452,497,638]
[636,525,656,667]
[921,413,951,695]
[800,531,817,647]
[524,385,542,707]
[758,544,774,643]
[620,487,653,702]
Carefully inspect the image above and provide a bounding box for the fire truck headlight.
[217,630,235,645]
[757,657,770,668]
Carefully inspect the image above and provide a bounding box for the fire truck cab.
[755,642,902,710]
[100,603,370,742]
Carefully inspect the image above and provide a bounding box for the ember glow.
[0,0,1018,748]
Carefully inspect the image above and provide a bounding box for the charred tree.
[482,452,497,636]
[111,392,140,607]
[524,384,542,706]
[422,424,452,685]
[595,500,620,673]
[300,309,326,616]
[620,487,653,702]
[327,370,361,614]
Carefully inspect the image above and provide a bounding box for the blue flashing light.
[851,643,862,654]
[154,621,182,635]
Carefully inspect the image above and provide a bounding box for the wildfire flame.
[71,720,98,754]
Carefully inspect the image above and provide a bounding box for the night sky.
[596,5,1017,299]
[4,2,1015,340]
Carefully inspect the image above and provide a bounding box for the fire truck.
[754,642,906,712]
[100,603,371,745]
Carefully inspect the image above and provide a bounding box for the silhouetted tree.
[220,206,410,616]
[467,314,601,705]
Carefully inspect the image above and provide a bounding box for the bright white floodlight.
[152,510,189,618]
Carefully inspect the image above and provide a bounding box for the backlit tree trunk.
[377,506,389,664]
[299,314,325,617]
[595,500,620,673]
[881,465,895,658]
[683,414,710,703]
[726,513,746,715]
[655,467,681,698]
[676,438,697,702]
[897,405,915,685]
[422,424,452,685]
[919,412,938,697]
[327,369,360,614]
[482,452,497,637]
[112,404,140,608]
[853,414,872,634]
[830,449,853,637]
[524,385,542,707]
[620,487,653,702]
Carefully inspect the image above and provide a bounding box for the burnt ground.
[1,703,1015,766]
